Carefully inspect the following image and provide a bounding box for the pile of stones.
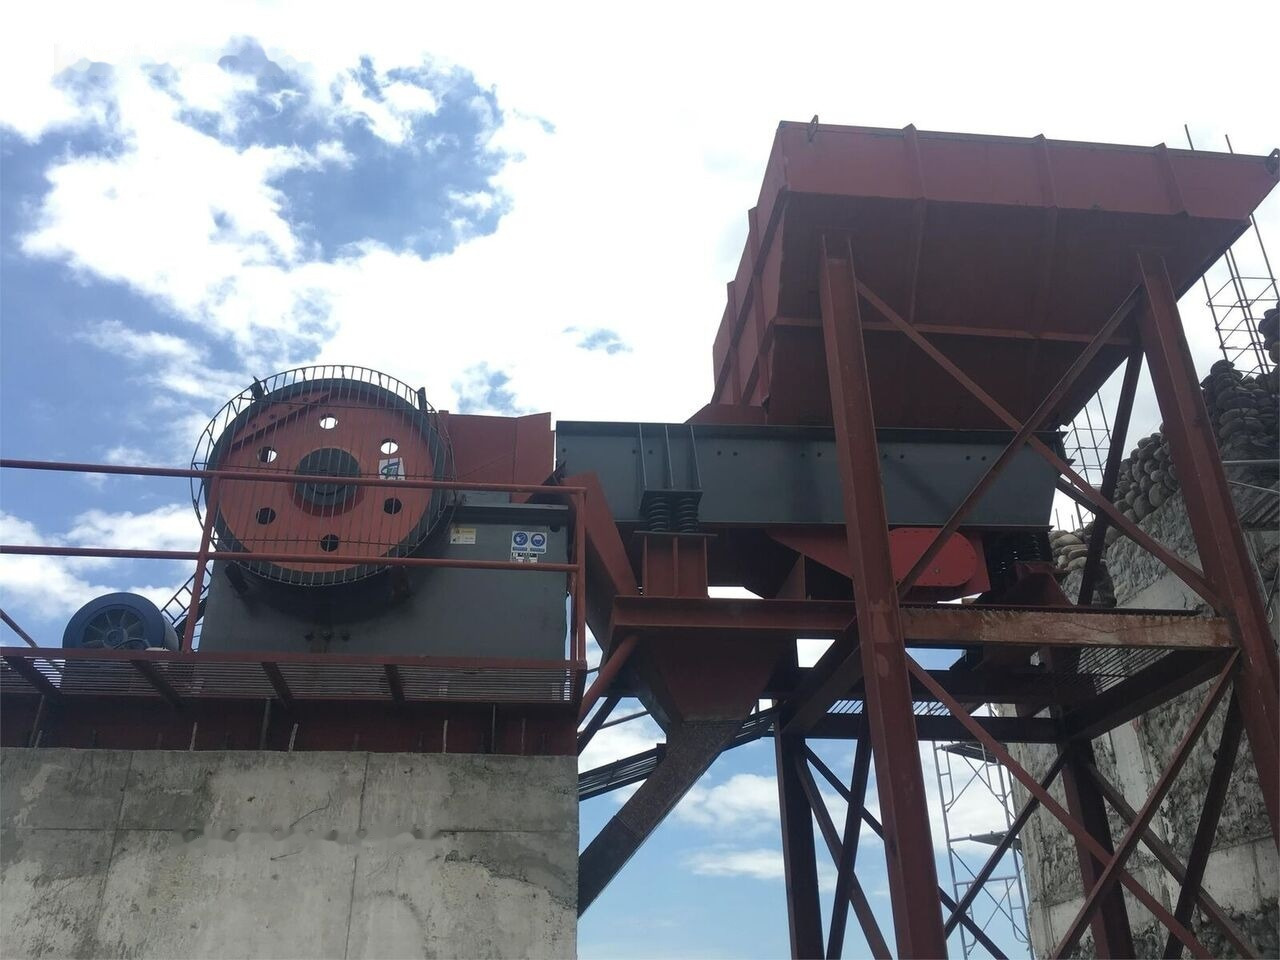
[1262,307,1278,384]
[1202,356,1278,465]
[1049,355,1279,581]
[1048,526,1117,605]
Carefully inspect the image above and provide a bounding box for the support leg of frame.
[1134,252,1280,839]
[817,236,947,957]
[1059,739,1136,957]
[777,733,824,958]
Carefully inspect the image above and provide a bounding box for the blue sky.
[1,3,1277,956]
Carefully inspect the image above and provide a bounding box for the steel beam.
[608,598,1233,650]
[3,656,60,699]
[1134,252,1280,840]
[817,236,946,957]
[1162,694,1244,959]
[777,734,824,958]
[827,737,873,959]
[131,660,184,710]
[260,662,294,707]
[579,634,638,723]
[1053,660,1236,957]
[577,693,621,754]
[1085,764,1258,958]
[1078,348,1143,605]
[781,629,861,733]
[804,713,1061,744]
[907,660,1212,958]
[794,749,891,960]
[578,717,742,915]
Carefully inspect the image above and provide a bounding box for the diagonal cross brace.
[861,280,1140,598]
[794,750,895,960]
[804,747,1008,958]
[855,280,1220,610]
[1051,657,1238,956]
[1082,763,1258,958]
[907,656,1216,959]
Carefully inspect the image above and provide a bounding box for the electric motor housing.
[63,592,179,650]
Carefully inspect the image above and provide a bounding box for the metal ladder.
[159,566,211,646]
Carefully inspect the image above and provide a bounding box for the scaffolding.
[933,740,1033,958]
[1186,127,1278,380]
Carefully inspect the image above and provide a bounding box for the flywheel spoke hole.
[257,446,278,463]
[380,439,399,455]
[256,507,277,525]
[319,415,338,430]
[319,534,340,552]
[383,497,402,515]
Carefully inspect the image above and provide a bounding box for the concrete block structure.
[0,749,577,959]
[1020,481,1279,957]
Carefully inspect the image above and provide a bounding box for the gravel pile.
[1262,307,1278,385]
[1048,355,1278,592]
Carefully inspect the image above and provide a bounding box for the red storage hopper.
[707,122,1279,429]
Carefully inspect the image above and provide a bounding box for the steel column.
[1084,765,1258,958]
[908,660,1213,959]
[1057,739,1135,957]
[1053,662,1237,956]
[817,236,946,957]
[1078,348,1143,605]
[1162,694,1244,959]
[827,736,873,959]
[1134,252,1280,839]
[794,751,892,960]
[777,734,824,958]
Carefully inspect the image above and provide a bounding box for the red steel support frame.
[1162,696,1245,959]
[1052,661,1238,956]
[910,659,1222,958]
[817,236,947,957]
[1057,738,1134,957]
[794,750,892,960]
[1077,348,1143,606]
[777,733,825,958]
[1134,252,1280,840]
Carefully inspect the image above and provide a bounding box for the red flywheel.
[193,366,451,586]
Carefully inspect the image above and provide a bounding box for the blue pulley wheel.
[62,593,179,651]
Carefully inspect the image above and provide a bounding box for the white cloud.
[8,4,1269,447]
[0,509,188,626]
[675,773,779,831]
[578,705,664,773]
[65,503,199,557]
[685,846,784,881]
[683,845,837,893]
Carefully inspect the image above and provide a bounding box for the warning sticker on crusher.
[511,530,547,563]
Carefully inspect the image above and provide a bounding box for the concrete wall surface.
[1021,482,1279,957]
[1,749,577,959]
